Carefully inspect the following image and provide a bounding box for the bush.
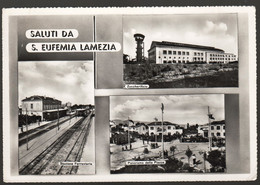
[143,148,149,154]
[170,146,177,154]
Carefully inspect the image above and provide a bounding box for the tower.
[134,33,145,63]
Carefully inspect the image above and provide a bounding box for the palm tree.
[185,146,193,166]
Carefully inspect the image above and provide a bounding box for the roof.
[148,41,224,53]
[148,121,178,126]
[211,120,225,125]
[199,120,225,126]
[22,95,61,102]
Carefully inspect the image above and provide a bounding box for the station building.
[148,41,237,64]
[21,95,64,121]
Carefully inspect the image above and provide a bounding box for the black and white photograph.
[123,14,238,88]
[18,61,95,175]
[110,94,226,173]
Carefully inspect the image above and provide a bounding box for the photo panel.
[123,14,238,88]
[18,61,95,175]
[110,94,226,173]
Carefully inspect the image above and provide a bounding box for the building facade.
[21,95,62,120]
[148,121,183,136]
[148,41,237,64]
[198,120,225,138]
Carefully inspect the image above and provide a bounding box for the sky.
[110,94,224,125]
[123,14,238,59]
[18,61,94,106]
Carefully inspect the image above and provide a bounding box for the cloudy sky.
[18,61,94,106]
[110,94,224,125]
[123,14,238,59]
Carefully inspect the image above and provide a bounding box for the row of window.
[210,53,235,57]
[194,52,204,56]
[164,56,189,59]
[163,50,190,55]
[211,125,225,130]
[43,104,61,110]
[211,132,225,137]
[163,60,188,64]
[150,126,175,130]
[210,58,235,61]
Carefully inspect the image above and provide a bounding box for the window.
[168,50,172,55]
[169,57,171,59]
[223,126,225,129]
[198,53,200,56]
[194,52,197,56]
[201,53,203,56]
[31,103,33,109]
[173,51,176,54]
[164,56,166,59]
[217,126,220,130]
[168,126,171,129]
[211,126,214,130]
[182,51,185,55]
[163,50,167,54]
[178,51,181,55]
[163,60,167,63]
[211,133,214,137]
[150,127,154,130]
[224,132,225,136]
[186,52,189,55]
[217,132,220,136]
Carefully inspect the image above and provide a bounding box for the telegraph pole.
[57,106,60,131]
[26,108,29,150]
[208,106,212,151]
[161,103,164,159]
[128,117,130,150]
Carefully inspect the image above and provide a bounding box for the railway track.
[19,116,75,146]
[56,115,92,175]
[19,114,92,175]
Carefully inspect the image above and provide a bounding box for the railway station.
[18,95,95,175]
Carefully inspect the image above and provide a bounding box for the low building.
[134,122,148,135]
[198,120,225,138]
[148,41,237,64]
[148,121,183,136]
[21,95,62,120]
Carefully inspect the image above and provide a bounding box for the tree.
[170,146,177,156]
[206,150,226,172]
[143,148,149,154]
[185,146,193,166]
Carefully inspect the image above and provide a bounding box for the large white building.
[198,120,225,138]
[148,41,237,64]
[148,121,183,136]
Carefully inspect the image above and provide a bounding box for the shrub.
[143,148,149,154]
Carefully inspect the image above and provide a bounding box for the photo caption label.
[26,42,121,52]
[26,29,79,39]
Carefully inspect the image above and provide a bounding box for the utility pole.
[26,108,29,150]
[161,103,164,159]
[208,106,212,151]
[128,117,130,150]
[58,106,60,130]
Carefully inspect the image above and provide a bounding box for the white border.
[2,7,257,182]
